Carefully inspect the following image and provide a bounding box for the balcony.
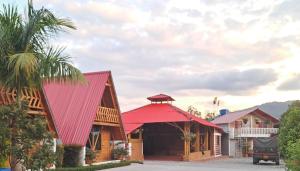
[94,106,120,126]
[232,128,278,138]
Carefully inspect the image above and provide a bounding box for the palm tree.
[0,1,84,170]
[0,1,84,98]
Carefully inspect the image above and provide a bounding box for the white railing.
[234,128,278,137]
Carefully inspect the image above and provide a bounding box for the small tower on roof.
[147,94,175,104]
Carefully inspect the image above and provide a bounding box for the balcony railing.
[95,106,120,124]
[0,87,46,115]
[233,128,278,138]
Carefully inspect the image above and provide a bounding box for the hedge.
[63,146,82,167]
[50,161,131,171]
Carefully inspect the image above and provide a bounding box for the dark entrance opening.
[143,123,183,160]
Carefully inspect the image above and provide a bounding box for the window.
[86,126,101,151]
[216,136,220,145]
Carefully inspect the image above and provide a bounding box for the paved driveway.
[105,158,285,171]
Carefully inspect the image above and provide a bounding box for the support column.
[205,128,209,150]
[195,124,200,152]
[183,122,191,161]
[211,128,215,156]
[79,146,86,166]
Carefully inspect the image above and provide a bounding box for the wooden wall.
[129,138,144,161]
[94,127,112,162]
[189,150,212,161]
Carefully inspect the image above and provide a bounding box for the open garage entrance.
[143,123,183,160]
[123,94,223,161]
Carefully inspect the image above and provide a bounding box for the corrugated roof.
[122,102,222,134]
[43,71,110,146]
[212,107,279,124]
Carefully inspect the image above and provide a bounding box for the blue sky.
[3,0,300,114]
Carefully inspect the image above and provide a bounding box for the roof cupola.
[147,94,175,103]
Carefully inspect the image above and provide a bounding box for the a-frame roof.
[122,96,222,134]
[43,71,124,146]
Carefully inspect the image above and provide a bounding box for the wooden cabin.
[122,94,222,161]
[0,86,58,167]
[43,71,126,164]
[0,87,57,134]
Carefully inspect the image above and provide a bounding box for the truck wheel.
[253,158,259,164]
[276,159,280,165]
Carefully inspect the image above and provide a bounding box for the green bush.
[56,145,65,168]
[279,101,300,170]
[63,146,82,167]
[50,161,131,171]
[279,101,300,158]
[286,139,300,171]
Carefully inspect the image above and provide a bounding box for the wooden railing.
[234,128,278,137]
[95,106,119,124]
[0,87,46,115]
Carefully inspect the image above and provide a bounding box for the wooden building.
[0,86,58,167]
[122,94,222,161]
[0,87,57,134]
[43,71,126,164]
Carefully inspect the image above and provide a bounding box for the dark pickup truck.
[253,136,280,165]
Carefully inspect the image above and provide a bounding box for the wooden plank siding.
[94,127,113,162]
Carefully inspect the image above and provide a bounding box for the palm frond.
[39,47,85,83]
[7,52,38,90]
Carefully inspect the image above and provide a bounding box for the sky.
[3,0,300,115]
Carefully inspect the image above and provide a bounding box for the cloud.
[278,74,300,90]
[30,0,300,110]
[271,0,300,19]
[124,68,277,94]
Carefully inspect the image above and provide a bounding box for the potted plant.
[242,118,248,125]
[0,158,10,171]
[85,147,96,164]
[112,147,128,160]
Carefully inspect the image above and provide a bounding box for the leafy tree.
[187,106,202,118]
[0,1,84,95]
[0,1,84,170]
[278,101,300,170]
[0,102,56,170]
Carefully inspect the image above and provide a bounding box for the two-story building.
[212,107,279,157]
[43,71,126,164]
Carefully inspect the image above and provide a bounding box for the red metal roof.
[122,102,222,134]
[212,107,279,124]
[43,71,110,146]
[147,94,175,102]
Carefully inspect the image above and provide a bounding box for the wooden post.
[211,128,215,156]
[195,124,200,152]
[183,122,191,161]
[204,127,208,150]
[139,128,142,140]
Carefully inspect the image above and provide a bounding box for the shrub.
[50,161,131,171]
[56,145,65,168]
[63,146,82,167]
[112,147,128,160]
[85,148,96,164]
[286,139,300,171]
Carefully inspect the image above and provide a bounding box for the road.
[105,158,285,171]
